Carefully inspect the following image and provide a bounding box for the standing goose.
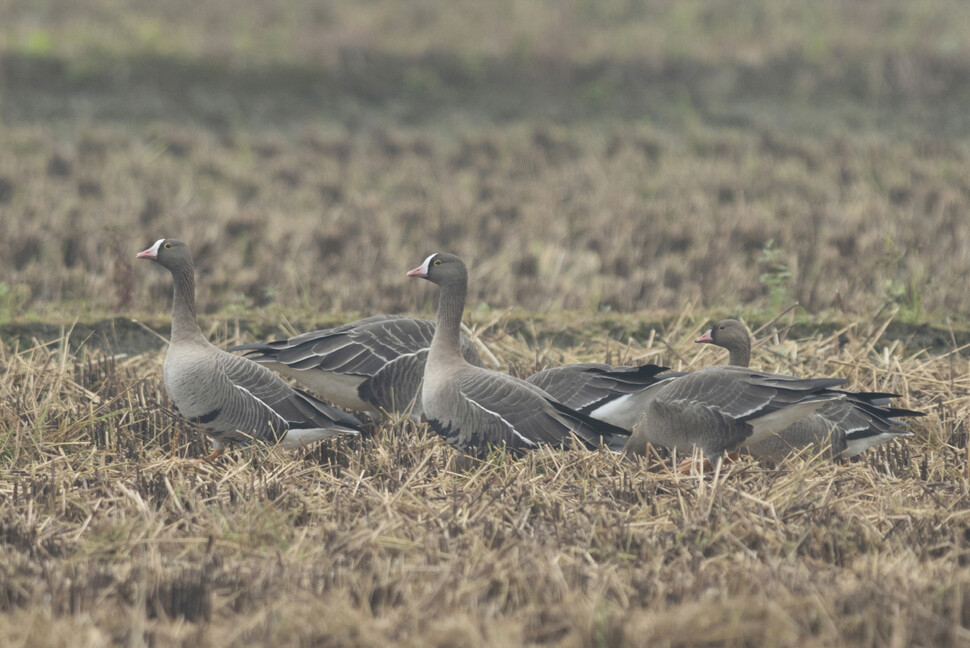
[230,315,482,420]
[137,239,362,459]
[695,319,923,459]
[407,253,630,458]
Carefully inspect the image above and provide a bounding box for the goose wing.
[658,366,845,422]
[526,363,671,414]
[232,316,481,377]
[630,366,847,456]
[428,368,628,457]
[818,396,923,454]
[216,352,362,444]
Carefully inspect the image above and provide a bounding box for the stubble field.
[2,1,970,646]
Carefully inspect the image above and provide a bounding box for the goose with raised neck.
[231,314,482,420]
[423,254,468,364]
[694,318,923,459]
[137,238,362,459]
[407,252,631,458]
[695,319,750,367]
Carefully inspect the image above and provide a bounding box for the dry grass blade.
[0,314,967,646]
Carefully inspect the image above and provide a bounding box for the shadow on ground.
[2,316,967,358]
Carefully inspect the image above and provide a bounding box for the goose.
[624,364,851,465]
[231,315,482,420]
[137,238,362,460]
[407,252,630,458]
[695,319,923,459]
[525,362,677,429]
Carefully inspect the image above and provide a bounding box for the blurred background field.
[2,1,970,646]
[1,0,970,325]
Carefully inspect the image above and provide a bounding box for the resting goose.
[231,315,482,420]
[624,364,851,461]
[696,319,923,459]
[137,238,362,459]
[525,363,677,429]
[407,253,630,458]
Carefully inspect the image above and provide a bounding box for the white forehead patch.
[418,253,437,275]
[137,238,166,259]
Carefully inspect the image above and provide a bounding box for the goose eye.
[163,242,172,249]
[433,258,442,266]
[719,325,726,330]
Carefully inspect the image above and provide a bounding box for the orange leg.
[676,452,741,474]
[677,455,712,474]
[203,448,225,462]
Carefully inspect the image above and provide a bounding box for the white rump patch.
[589,393,635,427]
[589,381,669,429]
[844,431,908,457]
[281,427,357,449]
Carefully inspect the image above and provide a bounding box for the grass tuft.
[0,311,967,644]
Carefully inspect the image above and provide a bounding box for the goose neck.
[729,343,750,368]
[429,276,467,361]
[169,263,204,344]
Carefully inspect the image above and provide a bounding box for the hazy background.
[1,0,968,325]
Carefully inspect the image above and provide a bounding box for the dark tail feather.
[580,363,671,385]
[881,407,926,419]
[547,398,631,453]
[294,387,364,432]
[850,399,926,420]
